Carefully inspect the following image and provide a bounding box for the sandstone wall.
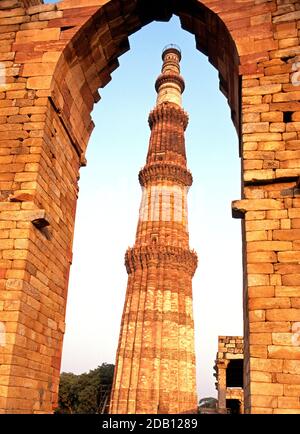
[0,0,299,413]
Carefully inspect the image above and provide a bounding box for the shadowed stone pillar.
[109,46,198,414]
[216,361,228,413]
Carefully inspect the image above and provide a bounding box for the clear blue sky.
[46,1,243,400]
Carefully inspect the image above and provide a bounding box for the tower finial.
[162,44,182,61]
[155,44,185,107]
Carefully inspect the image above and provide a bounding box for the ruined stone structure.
[214,336,244,414]
[109,46,198,414]
[0,0,300,414]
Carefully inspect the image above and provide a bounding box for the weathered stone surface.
[0,0,299,416]
[214,336,244,414]
[268,346,300,360]
[251,382,283,396]
[109,47,197,415]
[250,395,278,409]
[250,357,283,372]
[283,360,300,374]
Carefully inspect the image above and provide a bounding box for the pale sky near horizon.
[46,1,243,400]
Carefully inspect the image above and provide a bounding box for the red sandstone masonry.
[109,48,198,414]
[214,336,244,414]
[0,0,299,414]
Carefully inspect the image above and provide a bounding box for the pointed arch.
[50,0,241,162]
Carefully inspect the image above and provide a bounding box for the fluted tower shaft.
[110,46,198,414]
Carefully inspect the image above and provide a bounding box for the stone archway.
[0,0,299,414]
[49,0,240,166]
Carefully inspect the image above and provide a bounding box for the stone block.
[38,11,63,21]
[243,122,269,133]
[250,357,283,372]
[251,371,272,382]
[283,360,300,375]
[247,263,273,274]
[248,274,270,287]
[244,169,275,182]
[249,333,272,345]
[276,373,300,385]
[22,63,56,77]
[278,251,300,263]
[270,123,285,133]
[27,4,56,15]
[247,241,292,252]
[243,84,282,96]
[247,251,277,263]
[261,112,283,122]
[268,345,300,360]
[27,76,52,90]
[0,0,298,417]
[250,345,268,358]
[251,382,283,396]
[275,286,300,297]
[246,230,268,241]
[246,220,280,231]
[243,132,282,142]
[273,91,300,103]
[249,310,265,322]
[249,298,290,310]
[266,309,300,321]
[15,28,60,43]
[248,286,275,298]
[277,397,300,409]
[272,333,293,346]
[251,407,273,414]
[282,275,300,286]
[284,385,300,396]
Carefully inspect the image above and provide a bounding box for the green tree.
[56,372,78,414]
[198,397,218,410]
[55,363,114,414]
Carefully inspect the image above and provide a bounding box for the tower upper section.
[136,46,195,250]
[142,45,191,175]
[155,45,185,107]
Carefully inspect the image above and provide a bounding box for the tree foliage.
[55,363,114,414]
[198,397,218,409]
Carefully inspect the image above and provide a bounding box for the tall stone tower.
[109,46,198,414]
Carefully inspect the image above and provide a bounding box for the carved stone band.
[125,245,198,275]
[139,163,193,187]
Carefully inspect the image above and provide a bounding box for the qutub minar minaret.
[110,46,198,414]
